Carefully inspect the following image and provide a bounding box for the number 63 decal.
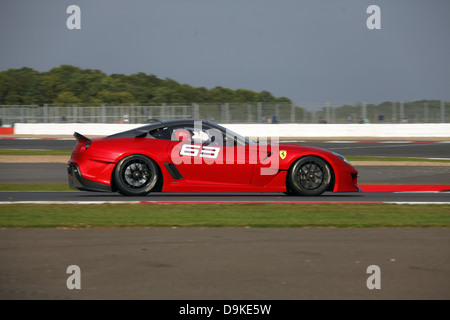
[180,144,220,159]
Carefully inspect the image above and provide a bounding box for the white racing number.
[180,144,201,157]
[180,144,220,159]
[200,146,221,159]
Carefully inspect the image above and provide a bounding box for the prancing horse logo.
[279,150,287,159]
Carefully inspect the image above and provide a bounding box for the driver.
[192,130,210,144]
[173,129,192,142]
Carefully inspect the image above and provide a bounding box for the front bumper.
[333,166,360,193]
[67,163,112,192]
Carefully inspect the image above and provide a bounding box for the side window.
[149,123,235,146]
[149,127,171,140]
[202,127,224,146]
[148,124,226,146]
[171,126,193,142]
[168,124,224,146]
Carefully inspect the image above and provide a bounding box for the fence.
[0,101,448,125]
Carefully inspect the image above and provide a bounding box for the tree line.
[0,65,291,105]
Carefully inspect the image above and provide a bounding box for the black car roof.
[105,119,221,139]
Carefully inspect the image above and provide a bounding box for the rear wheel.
[114,155,159,196]
[287,156,331,196]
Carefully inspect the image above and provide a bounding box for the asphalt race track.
[0,138,449,300]
[1,228,449,300]
[1,191,450,204]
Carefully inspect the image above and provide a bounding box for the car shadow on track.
[74,192,366,202]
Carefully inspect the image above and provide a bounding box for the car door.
[167,122,254,186]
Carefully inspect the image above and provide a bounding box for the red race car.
[68,119,359,196]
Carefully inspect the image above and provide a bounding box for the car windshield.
[207,122,255,146]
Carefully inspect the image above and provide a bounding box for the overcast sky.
[1,0,449,104]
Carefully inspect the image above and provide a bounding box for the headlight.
[332,152,351,165]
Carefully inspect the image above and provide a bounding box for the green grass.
[0,203,449,228]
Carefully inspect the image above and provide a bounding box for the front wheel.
[113,155,159,196]
[287,156,332,196]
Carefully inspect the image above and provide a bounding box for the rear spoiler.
[74,132,91,142]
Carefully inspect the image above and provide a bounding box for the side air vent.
[164,163,184,180]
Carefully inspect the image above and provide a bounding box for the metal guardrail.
[0,101,448,125]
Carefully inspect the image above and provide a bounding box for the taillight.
[79,142,91,152]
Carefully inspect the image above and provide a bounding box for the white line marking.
[393,191,441,194]
[384,202,450,205]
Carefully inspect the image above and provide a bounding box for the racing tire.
[287,156,332,196]
[114,155,159,196]
[283,184,295,196]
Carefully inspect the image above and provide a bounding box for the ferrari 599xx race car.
[68,119,359,196]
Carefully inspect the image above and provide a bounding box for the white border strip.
[13,123,450,138]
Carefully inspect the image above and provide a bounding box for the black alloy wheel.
[114,155,159,196]
[287,156,332,196]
